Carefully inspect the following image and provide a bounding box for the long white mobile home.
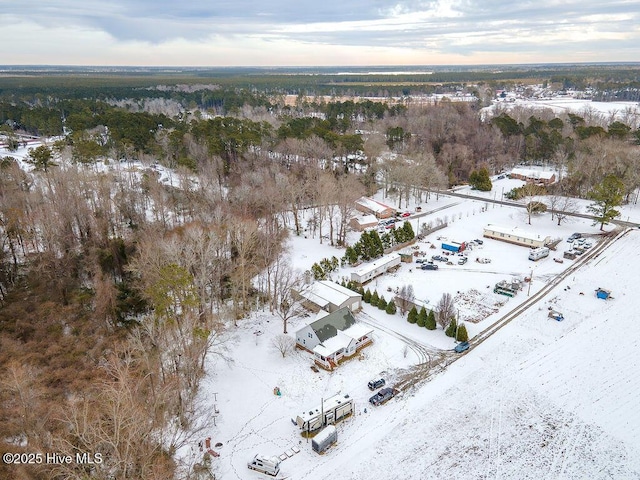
[483,224,550,248]
[295,393,353,433]
[351,253,401,284]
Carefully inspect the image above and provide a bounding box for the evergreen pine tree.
[358,286,365,296]
[345,246,358,265]
[407,306,418,324]
[369,230,384,257]
[403,221,415,240]
[363,288,372,303]
[426,310,437,330]
[445,317,457,337]
[386,300,397,315]
[456,323,469,342]
[418,307,428,327]
[377,295,387,310]
[371,290,380,307]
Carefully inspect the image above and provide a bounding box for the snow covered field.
[195,189,640,479]
[482,98,640,127]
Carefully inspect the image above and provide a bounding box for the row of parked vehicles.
[367,378,399,406]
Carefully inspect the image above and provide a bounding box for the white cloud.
[1,1,639,65]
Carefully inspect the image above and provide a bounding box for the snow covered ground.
[195,189,640,479]
[481,98,640,127]
[5,132,640,480]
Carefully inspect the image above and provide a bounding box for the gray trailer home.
[295,393,353,433]
[351,253,401,284]
[312,425,337,454]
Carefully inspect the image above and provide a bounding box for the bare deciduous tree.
[270,257,305,333]
[436,292,456,329]
[272,334,296,358]
[396,284,415,316]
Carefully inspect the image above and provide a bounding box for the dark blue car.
[422,263,439,270]
[454,342,470,353]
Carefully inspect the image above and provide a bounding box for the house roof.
[311,316,373,357]
[351,214,378,226]
[313,332,355,357]
[353,253,401,277]
[301,281,361,310]
[510,168,556,180]
[484,224,550,242]
[356,196,396,213]
[309,307,356,343]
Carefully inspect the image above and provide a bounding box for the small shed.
[349,214,378,232]
[312,425,337,454]
[595,288,612,300]
[399,253,413,263]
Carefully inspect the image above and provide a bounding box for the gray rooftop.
[310,307,356,343]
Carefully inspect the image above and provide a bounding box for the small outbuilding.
[355,197,397,219]
[293,280,362,313]
[349,214,378,232]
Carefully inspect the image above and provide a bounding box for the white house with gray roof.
[295,307,373,370]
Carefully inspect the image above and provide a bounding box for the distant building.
[295,307,373,370]
[293,280,362,313]
[483,224,551,248]
[509,168,556,186]
[355,197,396,219]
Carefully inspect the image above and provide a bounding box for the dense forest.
[1,66,639,479]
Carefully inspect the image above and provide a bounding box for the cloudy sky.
[2,0,639,66]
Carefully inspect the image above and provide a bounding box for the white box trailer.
[312,425,337,454]
[295,393,353,433]
[528,246,550,261]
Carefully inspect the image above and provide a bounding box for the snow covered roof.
[356,196,396,213]
[353,253,401,277]
[484,224,549,242]
[342,322,373,341]
[301,281,361,310]
[351,214,378,226]
[313,322,373,357]
[313,332,354,357]
[510,168,555,180]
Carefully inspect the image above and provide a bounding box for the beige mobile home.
[483,224,550,248]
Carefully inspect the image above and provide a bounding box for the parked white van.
[247,454,281,476]
[528,246,550,261]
